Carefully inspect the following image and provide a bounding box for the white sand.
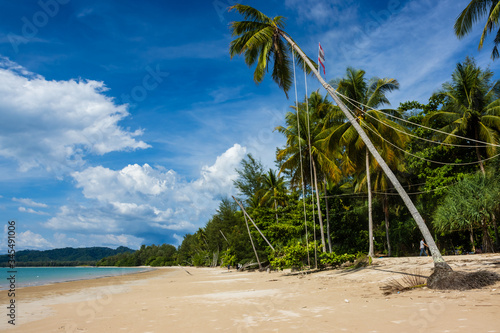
[1,254,499,332]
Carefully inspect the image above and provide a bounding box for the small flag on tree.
[318,42,325,76]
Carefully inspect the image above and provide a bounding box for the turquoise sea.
[0,267,153,289]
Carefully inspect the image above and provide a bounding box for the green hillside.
[0,246,135,267]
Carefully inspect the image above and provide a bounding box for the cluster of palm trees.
[228,4,500,270]
[274,70,410,258]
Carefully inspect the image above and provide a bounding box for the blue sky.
[0,0,498,251]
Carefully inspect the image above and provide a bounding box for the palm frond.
[482,114,500,131]
[229,4,271,23]
[478,121,498,156]
[479,1,500,49]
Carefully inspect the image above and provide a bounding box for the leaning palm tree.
[325,68,408,258]
[455,0,500,59]
[228,4,450,271]
[425,57,500,175]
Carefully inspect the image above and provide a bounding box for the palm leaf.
[229,4,271,23]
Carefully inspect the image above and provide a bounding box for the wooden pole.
[244,214,262,270]
[219,230,229,244]
[232,196,275,251]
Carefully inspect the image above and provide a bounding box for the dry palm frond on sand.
[380,270,427,295]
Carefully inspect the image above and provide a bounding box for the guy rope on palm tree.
[228,3,500,290]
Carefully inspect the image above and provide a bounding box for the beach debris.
[380,269,427,295]
[344,299,349,303]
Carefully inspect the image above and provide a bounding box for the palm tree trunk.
[482,218,494,253]
[282,33,450,270]
[474,127,486,175]
[469,226,475,253]
[384,193,392,257]
[324,178,333,253]
[367,149,374,258]
[274,198,279,223]
[492,213,499,251]
[312,160,327,253]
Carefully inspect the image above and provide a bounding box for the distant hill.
[0,246,135,267]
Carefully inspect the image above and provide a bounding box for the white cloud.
[13,197,48,208]
[45,144,246,237]
[192,144,247,193]
[72,163,176,203]
[172,233,184,246]
[0,228,143,251]
[17,230,53,250]
[18,207,49,215]
[0,57,150,174]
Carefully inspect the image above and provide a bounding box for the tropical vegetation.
[94,4,500,272]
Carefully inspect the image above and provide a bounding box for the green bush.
[269,243,308,270]
[319,252,355,268]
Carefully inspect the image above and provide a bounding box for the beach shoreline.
[0,266,156,291]
[1,255,499,332]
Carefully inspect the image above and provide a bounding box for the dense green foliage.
[96,244,177,267]
[0,246,134,267]
[433,171,500,253]
[174,59,499,269]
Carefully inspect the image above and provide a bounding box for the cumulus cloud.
[0,57,150,174]
[44,144,247,239]
[72,163,176,203]
[192,144,247,193]
[16,230,53,250]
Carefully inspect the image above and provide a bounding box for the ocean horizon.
[0,266,153,289]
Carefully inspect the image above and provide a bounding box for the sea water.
[0,266,152,289]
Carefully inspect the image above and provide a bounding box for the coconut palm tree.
[325,68,408,258]
[425,57,500,175]
[276,103,341,253]
[258,168,288,223]
[455,1,500,59]
[229,4,450,270]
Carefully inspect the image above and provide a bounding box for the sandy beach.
[1,254,499,332]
